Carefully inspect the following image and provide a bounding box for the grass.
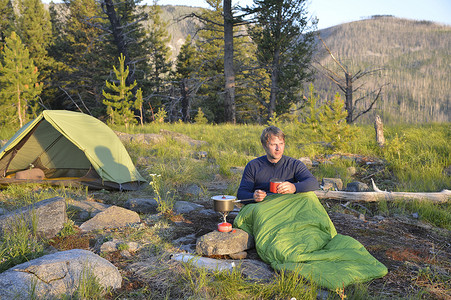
[0,121,449,299]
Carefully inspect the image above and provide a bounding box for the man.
[237,126,318,202]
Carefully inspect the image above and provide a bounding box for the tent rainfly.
[0,110,146,190]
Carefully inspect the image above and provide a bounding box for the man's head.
[261,126,285,163]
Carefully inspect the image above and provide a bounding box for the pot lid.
[211,195,236,201]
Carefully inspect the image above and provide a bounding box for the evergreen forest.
[0,0,449,130]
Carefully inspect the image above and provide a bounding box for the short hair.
[260,126,285,146]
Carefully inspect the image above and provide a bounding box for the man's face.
[264,135,285,163]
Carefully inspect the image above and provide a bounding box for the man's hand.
[253,189,267,202]
[277,182,296,194]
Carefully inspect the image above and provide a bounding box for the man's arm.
[293,160,319,192]
[237,164,256,200]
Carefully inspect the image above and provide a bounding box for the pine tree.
[146,2,172,106]
[0,0,14,45]
[243,0,317,120]
[0,32,42,128]
[48,0,112,115]
[103,53,138,128]
[16,0,54,82]
[175,34,196,121]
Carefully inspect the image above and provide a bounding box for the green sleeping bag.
[233,192,388,290]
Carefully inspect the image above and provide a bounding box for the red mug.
[270,178,283,193]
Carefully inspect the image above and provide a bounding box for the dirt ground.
[49,183,450,299]
[175,198,451,299]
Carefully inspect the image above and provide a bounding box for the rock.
[235,259,274,281]
[173,233,197,245]
[124,198,158,214]
[299,157,313,169]
[100,241,118,253]
[116,132,165,145]
[0,249,121,299]
[198,208,217,217]
[130,133,165,144]
[173,201,204,214]
[67,199,110,222]
[196,229,254,256]
[100,240,140,253]
[183,184,202,197]
[79,205,140,232]
[229,251,247,259]
[0,197,67,239]
[321,178,343,191]
[159,129,208,147]
[345,181,370,192]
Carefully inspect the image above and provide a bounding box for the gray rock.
[196,229,254,256]
[183,184,202,197]
[116,132,165,145]
[67,200,110,222]
[79,205,140,232]
[100,240,140,253]
[173,233,196,245]
[100,240,118,253]
[0,197,67,239]
[235,259,274,281]
[124,198,158,214]
[321,178,343,191]
[0,249,121,299]
[173,201,204,214]
[130,133,165,144]
[198,208,217,217]
[159,129,208,147]
[345,181,370,192]
[299,157,313,169]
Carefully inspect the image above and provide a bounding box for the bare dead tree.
[316,36,389,123]
[223,0,236,123]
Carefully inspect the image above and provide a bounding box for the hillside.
[158,9,450,124]
[312,16,450,124]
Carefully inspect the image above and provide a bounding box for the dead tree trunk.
[314,189,450,203]
[374,115,385,147]
[223,0,236,123]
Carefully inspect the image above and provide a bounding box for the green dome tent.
[0,110,146,190]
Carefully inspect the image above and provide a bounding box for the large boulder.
[196,229,254,256]
[0,249,121,299]
[79,205,140,232]
[0,196,67,239]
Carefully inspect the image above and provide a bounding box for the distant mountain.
[312,16,450,124]
[160,10,450,124]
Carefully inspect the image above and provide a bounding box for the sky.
[152,0,451,30]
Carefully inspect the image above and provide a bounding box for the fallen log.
[314,189,450,203]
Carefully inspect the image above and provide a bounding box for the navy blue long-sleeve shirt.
[237,155,319,201]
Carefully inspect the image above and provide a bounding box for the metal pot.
[211,195,239,213]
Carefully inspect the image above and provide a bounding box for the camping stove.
[211,195,236,232]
